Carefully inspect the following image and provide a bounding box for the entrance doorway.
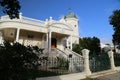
[51,38,57,48]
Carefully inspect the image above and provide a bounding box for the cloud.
[100,38,113,45]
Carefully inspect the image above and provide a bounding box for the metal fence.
[89,53,110,72]
[37,57,84,75]
[114,53,120,67]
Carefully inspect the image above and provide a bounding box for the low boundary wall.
[36,49,120,80]
[36,72,86,80]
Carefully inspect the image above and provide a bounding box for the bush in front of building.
[0,42,39,80]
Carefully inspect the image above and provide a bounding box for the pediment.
[50,22,73,31]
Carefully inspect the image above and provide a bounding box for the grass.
[81,77,93,80]
[81,77,99,80]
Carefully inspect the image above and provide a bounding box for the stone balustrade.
[0,15,45,26]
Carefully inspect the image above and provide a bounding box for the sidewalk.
[95,72,120,80]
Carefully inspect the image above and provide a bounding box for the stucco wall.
[19,30,46,48]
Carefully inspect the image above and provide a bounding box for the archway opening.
[51,38,57,48]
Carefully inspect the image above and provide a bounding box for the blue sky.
[0,0,120,44]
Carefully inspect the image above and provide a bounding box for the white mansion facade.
[0,12,79,53]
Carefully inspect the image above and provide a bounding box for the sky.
[0,0,120,45]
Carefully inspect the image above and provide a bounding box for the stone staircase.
[42,48,84,72]
[64,48,83,58]
[42,48,82,58]
[64,48,84,72]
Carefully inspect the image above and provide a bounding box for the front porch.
[0,28,47,48]
[50,32,69,50]
[0,28,73,52]
[18,29,47,48]
[18,30,72,51]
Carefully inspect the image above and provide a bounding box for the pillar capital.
[82,49,89,58]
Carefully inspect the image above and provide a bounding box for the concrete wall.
[19,30,45,48]
[36,72,86,80]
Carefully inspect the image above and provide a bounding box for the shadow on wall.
[36,72,86,80]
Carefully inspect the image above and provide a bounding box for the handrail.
[43,48,49,54]
[66,48,83,58]
[22,16,45,24]
[56,48,69,57]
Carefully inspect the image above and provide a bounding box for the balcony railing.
[0,15,45,26]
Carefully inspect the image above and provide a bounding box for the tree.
[0,42,39,80]
[0,0,21,19]
[72,37,101,55]
[109,10,120,49]
[72,44,81,54]
[91,37,101,54]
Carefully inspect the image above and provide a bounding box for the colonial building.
[0,12,79,54]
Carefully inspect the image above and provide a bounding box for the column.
[42,34,45,48]
[108,50,116,70]
[82,49,91,75]
[48,30,52,53]
[46,33,48,49]
[70,35,72,50]
[15,28,20,42]
[0,31,3,44]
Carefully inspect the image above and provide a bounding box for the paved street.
[95,72,120,80]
